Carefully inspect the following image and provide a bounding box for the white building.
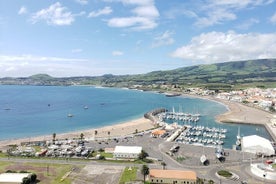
[0,173,31,184]
[113,146,142,159]
[241,135,275,156]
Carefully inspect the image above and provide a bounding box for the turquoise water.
[0,85,271,148]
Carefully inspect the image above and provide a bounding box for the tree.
[52,133,56,144]
[161,162,166,170]
[22,177,31,184]
[94,130,98,141]
[141,165,149,183]
[80,133,84,141]
[30,173,37,182]
[138,150,149,160]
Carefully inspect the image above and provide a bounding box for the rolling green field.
[0,59,275,90]
[0,161,83,184]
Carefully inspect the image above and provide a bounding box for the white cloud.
[121,0,154,6]
[107,0,159,30]
[270,12,276,24]
[131,5,159,17]
[152,31,174,48]
[189,0,274,27]
[112,51,124,56]
[171,31,276,63]
[208,0,274,9]
[0,55,88,62]
[195,8,236,27]
[75,0,88,5]
[237,18,259,30]
[88,7,112,18]
[108,16,157,30]
[0,54,90,77]
[18,6,28,15]
[31,2,75,26]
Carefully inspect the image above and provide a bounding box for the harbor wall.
[144,108,167,123]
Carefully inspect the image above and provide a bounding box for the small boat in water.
[165,93,181,97]
[83,105,88,109]
[67,114,74,117]
[236,127,241,146]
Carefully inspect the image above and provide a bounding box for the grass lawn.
[91,151,113,158]
[217,170,233,178]
[119,167,137,184]
[0,152,7,158]
[0,161,83,184]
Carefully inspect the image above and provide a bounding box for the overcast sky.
[0,0,276,77]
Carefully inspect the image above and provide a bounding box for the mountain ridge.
[0,59,275,89]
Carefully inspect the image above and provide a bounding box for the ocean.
[0,85,271,148]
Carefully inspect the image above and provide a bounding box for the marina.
[157,109,273,149]
[0,85,273,150]
[175,125,227,146]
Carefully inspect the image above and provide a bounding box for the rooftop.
[114,146,142,154]
[0,173,31,183]
[150,169,197,180]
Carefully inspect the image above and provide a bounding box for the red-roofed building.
[151,130,166,138]
[149,169,197,184]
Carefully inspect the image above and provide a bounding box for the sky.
[0,0,276,77]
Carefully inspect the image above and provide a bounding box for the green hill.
[0,59,275,89]
[101,59,276,90]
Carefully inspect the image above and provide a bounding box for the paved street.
[2,132,276,184]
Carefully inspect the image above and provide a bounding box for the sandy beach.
[181,94,276,141]
[0,94,275,149]
[0,117,155,149]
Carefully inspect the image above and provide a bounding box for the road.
[2,132,276,184]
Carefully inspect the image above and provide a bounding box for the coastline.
[183,93,276,140]
[0,90,275,150]
[0,117,155,149]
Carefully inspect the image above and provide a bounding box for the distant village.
[186,87,275,112]
[132,83,276,113]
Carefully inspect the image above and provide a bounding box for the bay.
[0,85,271,148]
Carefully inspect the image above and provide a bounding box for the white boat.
[236,127,241,146]
[67,114,74,117]
[200,154,207,164]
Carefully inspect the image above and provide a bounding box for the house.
[0,173,31,184]
[113,146,142,159]
[151,130,166,138]
[149,169,197,184]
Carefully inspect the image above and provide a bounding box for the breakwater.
[144,108,167,123]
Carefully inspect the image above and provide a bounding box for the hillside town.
[149,85,276,112]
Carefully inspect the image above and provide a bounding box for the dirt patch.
[71,164,124,184]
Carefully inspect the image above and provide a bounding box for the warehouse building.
[0,173,31,184]
[113,146,142,159]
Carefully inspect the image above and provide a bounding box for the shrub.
[30,173,37,182]
[19,170,28,173]
[217,170,232,178]
[22,177,31,184]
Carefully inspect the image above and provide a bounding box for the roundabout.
[215,170,240,181]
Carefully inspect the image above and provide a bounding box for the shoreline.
[182,93,276,140]
[0,90,275,149]
[0,117,155,149]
